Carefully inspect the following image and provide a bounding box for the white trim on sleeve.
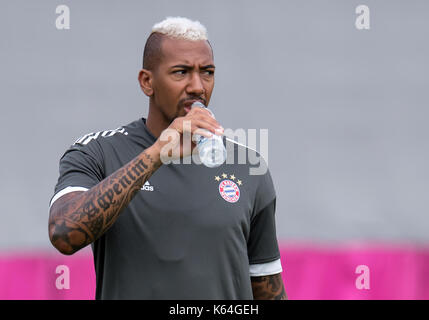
[249,258,283,277]
[49,186,89,208]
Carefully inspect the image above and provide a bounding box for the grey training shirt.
[51,118,281,299]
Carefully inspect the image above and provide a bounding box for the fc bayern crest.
[219,180,240,203]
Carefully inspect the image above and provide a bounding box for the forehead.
[160,37,214,66]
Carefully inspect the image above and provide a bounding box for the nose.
[186,71,205,96]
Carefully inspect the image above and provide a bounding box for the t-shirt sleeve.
[247,166,281,265]
[50,139,105,206]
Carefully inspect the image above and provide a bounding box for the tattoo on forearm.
[251,273,287,300]
[49,151,160,254]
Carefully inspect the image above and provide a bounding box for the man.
[48,17,286,300]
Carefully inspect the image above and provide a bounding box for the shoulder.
[61,121,137,163]
[73,126,130,147]
[69,119,143,151]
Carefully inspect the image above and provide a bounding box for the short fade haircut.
[142,17,211,70]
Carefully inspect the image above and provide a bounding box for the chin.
[176,109,187,118]
[169,111,183,122]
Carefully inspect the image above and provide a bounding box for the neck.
[146,103,170,139]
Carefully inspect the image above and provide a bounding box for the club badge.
[215,173,242,203]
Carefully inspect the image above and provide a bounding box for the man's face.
[150,37,215,122]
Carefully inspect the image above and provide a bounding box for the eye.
[202,70,215,76]
[173,69,187,75]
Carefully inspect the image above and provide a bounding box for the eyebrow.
[171,64,216,69]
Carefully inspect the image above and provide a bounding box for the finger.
[186,108,221,129]
[193,127,213,139]
[191,113,223,133]
[188,105,217,120]
[190,119,223,136]
[193,106,216,119]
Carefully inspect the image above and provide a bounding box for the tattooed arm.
[49,108,222,255]
[251,273,287,300]
[48,144,162,255]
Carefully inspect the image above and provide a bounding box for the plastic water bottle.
[192,102,227,168]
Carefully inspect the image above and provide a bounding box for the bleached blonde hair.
[151,16,208,41]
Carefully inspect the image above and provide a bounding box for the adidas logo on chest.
[141,181,154,192]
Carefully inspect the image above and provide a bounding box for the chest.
[139,165,253,234]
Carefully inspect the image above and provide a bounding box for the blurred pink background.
[1,242,428,300]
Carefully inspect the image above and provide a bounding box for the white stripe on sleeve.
[249,259,283,277]
[49,186,89,208]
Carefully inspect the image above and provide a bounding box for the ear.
[138,69,154,97]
